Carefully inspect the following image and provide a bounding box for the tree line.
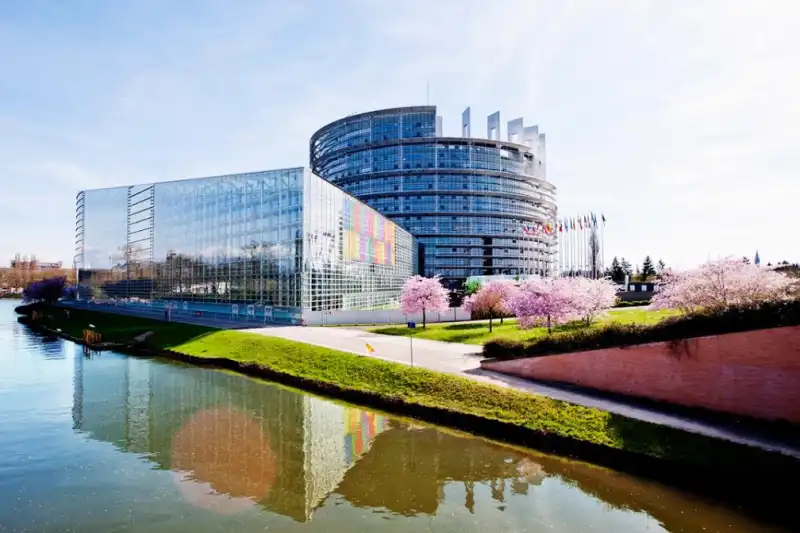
[0,267,76,290]
[605,256,665,283]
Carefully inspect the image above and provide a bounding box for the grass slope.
[370,308,679,344]
[28,304,210,346]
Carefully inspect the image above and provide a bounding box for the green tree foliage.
[641,256,656,279]
[620,258,633,279]
[607,257,625,283]
[464,278,482,296]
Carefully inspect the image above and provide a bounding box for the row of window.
[312,111,437,158]
[430,266,554,278]
[339,174,554,201]
[315,143,539,181]
[365,196,549,217]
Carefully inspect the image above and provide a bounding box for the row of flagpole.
[521,213,607,279]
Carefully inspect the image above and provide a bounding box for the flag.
[592,213,597,228]
[559,222,563,233]
[365,343,375,354]
[755,251,761,265]
[602,213,606,225]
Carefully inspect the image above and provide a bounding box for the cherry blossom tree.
[400,275,450,328]
[462,280,517,332]
[651,258,797,313]
[506,277,575,333]
[568,277,619,325]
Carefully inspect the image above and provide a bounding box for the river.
[0,300,790,532]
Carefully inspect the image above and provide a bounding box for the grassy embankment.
[19,304,799,481]
[370,308,679,344]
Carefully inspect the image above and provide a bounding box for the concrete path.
[249,325,800,459]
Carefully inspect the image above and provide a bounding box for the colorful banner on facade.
[343,198,396,265]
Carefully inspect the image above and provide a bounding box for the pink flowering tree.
[652,258,797,313]
[506,277,576,333]
[462,280,517,332]
[568,277,619,325]
[400,275,451,328]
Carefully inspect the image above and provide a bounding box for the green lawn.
[29,305,211,347]
[370,308,681,344]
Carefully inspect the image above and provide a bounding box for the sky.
[1,0,798,269]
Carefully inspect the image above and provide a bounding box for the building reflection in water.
[71,353,540,522]
[70,352,783,532]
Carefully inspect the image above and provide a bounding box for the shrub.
[483,300,800,360]
[22,277,67,303]
[614,300,652,308]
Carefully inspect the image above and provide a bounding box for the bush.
[614,300,651,308]
[23,277,67,303]
[483,299,800,360]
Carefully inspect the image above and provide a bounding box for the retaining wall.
[481,325,800,423]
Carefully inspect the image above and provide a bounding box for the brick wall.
[481,325,800,423]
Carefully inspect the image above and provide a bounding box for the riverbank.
[17,303,800,487]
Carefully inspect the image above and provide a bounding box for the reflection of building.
[74,168,416,324]
[72,353,390,521]
[335,426,539,515]
[70,353,787,532]
[71,353,542,521]
[311,107,557,289]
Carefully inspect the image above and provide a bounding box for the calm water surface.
[0,301,789,532]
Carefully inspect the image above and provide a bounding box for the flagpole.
[585,215,589,277]
[571,217,576,277]
[601,215,605,278]
[569,217,574,277]
[578,215,585,277]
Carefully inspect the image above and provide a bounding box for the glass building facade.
[310,106,557,289]
[74,168,416,324]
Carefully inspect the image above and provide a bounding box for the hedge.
[483,299,800,360]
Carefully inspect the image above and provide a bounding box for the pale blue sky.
[1,0,797,269]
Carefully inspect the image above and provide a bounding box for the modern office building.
[310,106,557,289]
[74,167,416,324]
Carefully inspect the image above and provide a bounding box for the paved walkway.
[249,325,800,459]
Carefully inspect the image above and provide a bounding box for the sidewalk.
[249,325,800,459]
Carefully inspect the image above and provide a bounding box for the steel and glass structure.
[310,106,557,289]
[74,167,415,324]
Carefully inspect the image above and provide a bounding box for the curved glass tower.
[310,106,557,289]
